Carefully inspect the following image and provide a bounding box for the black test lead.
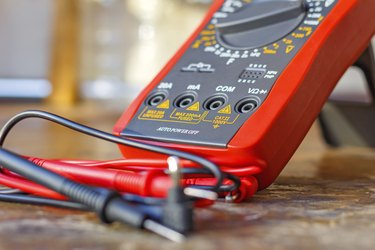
[0,148,185,242]
[0,0,373,243]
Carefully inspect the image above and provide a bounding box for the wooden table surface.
[0,102,374,250]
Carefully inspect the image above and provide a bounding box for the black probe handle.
[0,148,146,227]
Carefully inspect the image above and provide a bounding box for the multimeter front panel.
[121,0,338,147]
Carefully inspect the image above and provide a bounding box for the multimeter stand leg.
[319,43,375,147]
[354,43,375,97]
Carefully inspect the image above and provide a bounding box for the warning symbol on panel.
[218,105,232,115]
[157,100,170,109]
[186,102,200,112]
[285,45,295,54]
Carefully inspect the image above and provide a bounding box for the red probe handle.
[1,157,259,202]
[0,172,65,199]
[28,157,172,197]
[28,157,261,201]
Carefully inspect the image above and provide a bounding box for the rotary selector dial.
[216,0,307,49]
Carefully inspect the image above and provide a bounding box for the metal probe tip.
[167,156,181,185]
[143,219,186,243]
[168,156,219,200]
[184,187,218,201]
[167,156,181,173]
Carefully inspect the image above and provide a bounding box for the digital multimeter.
[114,0,375,191]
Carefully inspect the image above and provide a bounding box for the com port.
[204,94,227,111]
[146,92,167,107]
[174,92,197,108]
[235,97,260,114]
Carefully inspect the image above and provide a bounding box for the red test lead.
[0,0,374,241]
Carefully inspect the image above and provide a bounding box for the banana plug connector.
[162,156,194,234]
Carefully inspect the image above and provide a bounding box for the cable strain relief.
[60,180,120,223]
[28,157,46,168]
[94,188,122,224]
[163,196,194,234]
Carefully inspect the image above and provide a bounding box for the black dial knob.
[216,0,307,49]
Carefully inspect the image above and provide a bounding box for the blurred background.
[0,0,373,109]
[0,0,211,109]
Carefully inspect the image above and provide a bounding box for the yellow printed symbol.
[218,105,232,115]
[263,47,277,54]
[292,26,313,39]
[213,124,220,129]
[186,102,200,112]
[201,30,216,36]
[283,38,293,45]
[157,100,170,109]
[292,33,305,39]
[300,26,313,36]
[285,45,295,54]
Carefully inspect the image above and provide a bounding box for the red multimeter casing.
[114,0,375,191]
